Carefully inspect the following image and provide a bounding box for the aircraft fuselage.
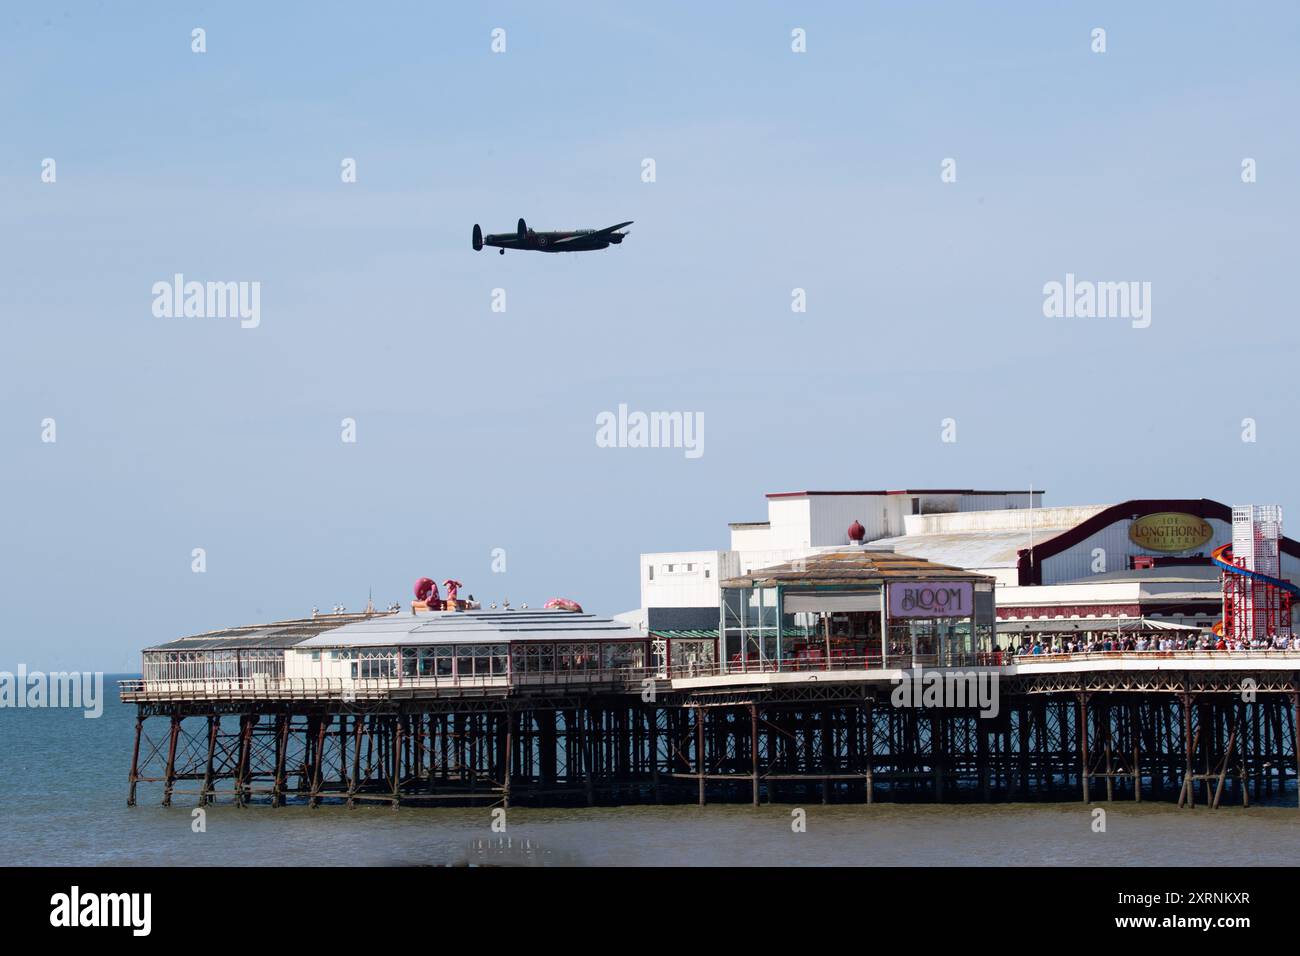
[473,218,632,254]
[484,229,617,252]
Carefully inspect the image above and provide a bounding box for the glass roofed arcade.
[719,550,996,673]
[136,609,652,695]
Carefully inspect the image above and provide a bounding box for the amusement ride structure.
[1211,505,1300,642]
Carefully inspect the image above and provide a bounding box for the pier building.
[637,488,1039,631]
[717,550,995,672]
[140,608,651,695]
[635,492,1300,642]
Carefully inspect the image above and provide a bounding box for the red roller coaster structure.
[1211,520,1299,643]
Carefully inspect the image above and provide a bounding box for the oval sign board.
[1128,512,1214,553]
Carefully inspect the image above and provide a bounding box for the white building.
[633,489,1300,639]
[142,608,652,689]
[637,488,1040,630]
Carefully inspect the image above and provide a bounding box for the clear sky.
[3,2,1298,670]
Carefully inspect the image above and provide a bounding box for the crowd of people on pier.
[1008,632,1300,656]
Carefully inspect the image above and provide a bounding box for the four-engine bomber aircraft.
[472,218,632,254]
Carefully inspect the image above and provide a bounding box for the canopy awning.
[996,617,1204,635]
[783,592,882,613]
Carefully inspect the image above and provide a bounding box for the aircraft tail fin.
[517,218,527,242]
[472,223,483,251]
[593,220,633,243]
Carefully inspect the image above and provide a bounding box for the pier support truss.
[127,679,1300,808]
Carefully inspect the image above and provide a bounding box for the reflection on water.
[410,837,580,868]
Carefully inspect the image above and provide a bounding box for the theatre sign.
[1128,512,1215,553]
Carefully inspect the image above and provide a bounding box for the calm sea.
[2,677,1297,867]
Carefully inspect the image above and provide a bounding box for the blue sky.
[3,2,1298,669]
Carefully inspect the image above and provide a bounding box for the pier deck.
[120,652,1300,811]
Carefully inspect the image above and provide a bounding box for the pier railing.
[1010,648,1300,662]
[118,666,663,702]
[668,648,1300,679]
[119,649,1300,700]
[669,652,1007,679]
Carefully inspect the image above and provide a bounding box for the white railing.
[118,667,662,701]
[1009,648,1300,662]
[668,648,1300,680]
[120,649,1300,700]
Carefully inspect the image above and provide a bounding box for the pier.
[120,652,1300,809]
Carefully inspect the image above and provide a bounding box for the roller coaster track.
[1211,542,1299,636]
[1211,543,1300,596]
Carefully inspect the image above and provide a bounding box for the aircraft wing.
[550,221,633,245]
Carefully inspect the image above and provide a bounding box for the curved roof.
[144,613,378,651]
[1017,499,1300,584]
[721,549,994,589]
[296,609,647,648]
[870,529,1074,569]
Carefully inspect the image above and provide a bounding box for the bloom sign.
[888,582,973,618]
